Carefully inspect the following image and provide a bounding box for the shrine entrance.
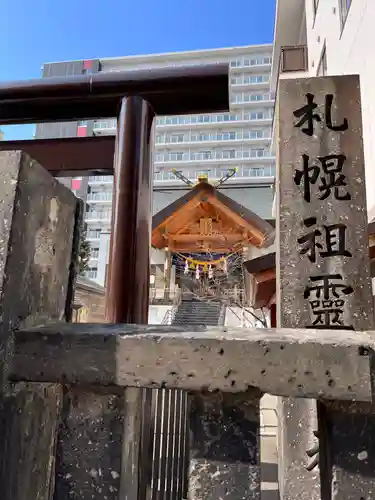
[152,176,274,312]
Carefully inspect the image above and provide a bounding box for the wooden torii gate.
[0,67,375,500]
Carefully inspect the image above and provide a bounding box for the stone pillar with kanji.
[277,75,374,499]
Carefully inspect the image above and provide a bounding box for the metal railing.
[154,150,274,163]
[93,118,117,130]
[89,175,113,183]
[153,165,275,182]
[85,211,112,221]
[155,111,273,127]
[85,270,98,279]
[87,192,112,202]
[156,130,271,145]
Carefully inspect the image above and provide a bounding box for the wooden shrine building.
[152,178,274,253]
[151,177,275,303]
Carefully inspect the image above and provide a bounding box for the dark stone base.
[188,391,261,499]
[54,387,124,500]
[324,402,375,500]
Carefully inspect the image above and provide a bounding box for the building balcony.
[155,153,275,167]
[86,235,101,242]
[87,193,113,203]
[89,175,113,185]
[85,270,98,279]
[155,135,271,148]
[231,99,274,109]
[230,61,272,73]
[155,115,273,130]
[93,119,117,134]
[231,80,270,90]
[154,165,275,185]
[85,211,112,222]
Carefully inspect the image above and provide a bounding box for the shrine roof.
[152,181,275,244]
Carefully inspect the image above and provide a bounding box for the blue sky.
[0,0,276,140]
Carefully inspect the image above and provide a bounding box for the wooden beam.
[255,268,276,284]
[251,270,277,309]
[207,195,265,246]
[11,323,373,401]
[0,136,115,176]
[0,64,230,123]
[152,199,203,247]
[171,245,236,252]
[171,233,243,242]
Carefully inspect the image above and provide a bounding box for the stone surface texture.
[54,387,124,500]
[12,323,373,400]
[188,391,261,500]
[277,75,375,499]
[0,151,78,499]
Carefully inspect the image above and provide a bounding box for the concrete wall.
[303,0,375,212]
[148,305,171,324]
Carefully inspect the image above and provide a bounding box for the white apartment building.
[272,0,375,215]
[86,45,275,283]
[37,45,276,284]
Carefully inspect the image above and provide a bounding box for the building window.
[198,115,210,123]
[317,46,327,76]
[231,76,241,85]
[165,117,178,125]
[169,134,184,143]
[219,132,237,140]
[247,111,266,121]
[340,0,352,27]
[221,150,236,159]
[168,152,184,161]
[250,148,265,158]
[198,133,210,141]
[249,130,263,139]
[200,151,213,160]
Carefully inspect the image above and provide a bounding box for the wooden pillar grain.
[277,75,374,499]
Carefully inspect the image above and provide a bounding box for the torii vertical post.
[105,96,155,499]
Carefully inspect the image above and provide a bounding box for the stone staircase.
[172,297,223,326]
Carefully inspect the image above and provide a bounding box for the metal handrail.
[161,287,182,325]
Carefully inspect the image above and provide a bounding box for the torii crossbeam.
[0,64,230,323]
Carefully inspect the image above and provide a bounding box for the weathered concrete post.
[0,151,79,500]
[277,75,374,499]
[188,390,261,499]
